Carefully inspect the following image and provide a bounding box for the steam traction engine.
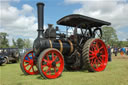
[20,2,111,79]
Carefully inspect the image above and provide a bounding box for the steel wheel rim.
[89,39,108,71]
[23,51,38,75]
[41,50,64,79]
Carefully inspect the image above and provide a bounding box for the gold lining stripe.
[68,40,74,54]
[49,40,53,48]
[58,40,63,53]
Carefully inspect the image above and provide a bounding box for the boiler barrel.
[49,40,74,55]
[33,39,74,57]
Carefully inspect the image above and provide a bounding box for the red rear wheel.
[82,38,108,72]
[20,50,38,75]
[38,48,64,79]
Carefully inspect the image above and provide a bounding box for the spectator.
[120,47,126,56]
[111,48,114,54]
[126,47,128,55]
[114,46,118,56]
[120,47,124,56]
[122,47,126,54]
[107,45,111,62]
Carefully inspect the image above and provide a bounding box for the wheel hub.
[29,60,33,65]
[52,61,56,67]
[96,53,101,58]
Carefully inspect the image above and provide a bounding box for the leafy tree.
[102,27,118,46]
[0,35,2,46]
[117,41,123,48]
[0,32,9,48]
[24,39,32,48]
[122,41,128,47]
[16,38,24,49]
[11,38,17,48]
[0,32,32,48]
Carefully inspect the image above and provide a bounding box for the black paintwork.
[33,2,111,67]
[33,3,71,58]
[45,24,56,39]
[57,14,111,28]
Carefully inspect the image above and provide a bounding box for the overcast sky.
[0,0,128,45]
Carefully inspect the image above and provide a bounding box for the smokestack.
[37,2,45,38]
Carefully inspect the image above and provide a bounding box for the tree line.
[0,27,128,49]
[0,32,32,49]
[102,27,128,47]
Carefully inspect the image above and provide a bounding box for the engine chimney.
[37,2,45,38]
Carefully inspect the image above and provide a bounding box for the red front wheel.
[20,50,39,75]
[38,48,64,79]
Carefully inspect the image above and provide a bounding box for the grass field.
[0,55,128,85]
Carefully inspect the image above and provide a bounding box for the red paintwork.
[89,39,108,71]
[41,50,64,79]
[23,51,39,75]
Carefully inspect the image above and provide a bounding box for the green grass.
[0,58,128,85]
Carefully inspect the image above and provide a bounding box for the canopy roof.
[57,14,111,28]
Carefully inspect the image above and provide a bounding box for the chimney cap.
[37,2,45,6]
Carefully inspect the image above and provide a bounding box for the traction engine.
[20,2,111,79]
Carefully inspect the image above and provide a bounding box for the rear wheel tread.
[82,38,108,72]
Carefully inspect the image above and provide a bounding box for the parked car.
[0,48,20,64]
[0,56,6,65]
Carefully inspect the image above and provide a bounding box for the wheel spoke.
[27,56,31,60]
[49,70,51,75]
[43,59,47,62]
[89,50,95,54]
[89,53,95,56]
[54,56,57,61]
[56,60,61,64]
[32,67,34,72]
[90,46,94,51]
[46,67,51,73]
[32,53,33,58]
[99,47,103,50]
[93,46,97,51]
[98,57,102,62]
[95,60,98,68]
[89,56,95,60]
[56,66,60,69]
[93,59,96,64]
[97,59,102,64]
[54,67,56,73]
[24,63,30,67]
[24,60,29,63]
[41,64,47,68]
[96,42,99,51]
[101,55,105,58]
[32,53,35,59]
[28,65,32,72]
[52,52,54,60]
[47,54,50,61]
[90,60,94,66]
